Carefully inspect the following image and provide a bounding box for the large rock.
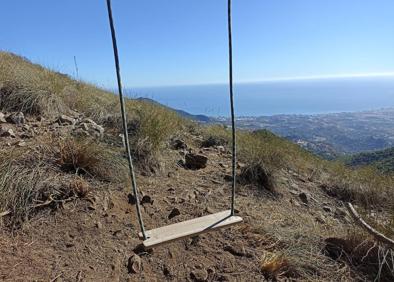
[299,192,309,204]
[0,112,6,123]
[127,254,142,274]
[0,125,16,138]
[7,112,25,124]
[185,153,208,170]
[190,269,208,282]
[91,123,104,137]
[201,136,227,148]
[168,207,181,219]
[76,119,104,138]
[58,114,76,125]
[171,139,187,150]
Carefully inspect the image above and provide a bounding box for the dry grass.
[201,126,320,194]
[0,53,67,115]
[56,137,127,182]
[127,102,182,173]
[0,147,67,227]
[202,124,393,216]
[1,51,394,281]
[0,136,127,227]
[202,126,320,172]
[0,51,183,172]
[239,161,275,193]
[69,177,90,198]
[260,251,292,279]
[0,51,184,226]
[238,192,352,282]
[320,162,394,212]
[324,231,394,281]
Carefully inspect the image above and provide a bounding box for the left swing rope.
[105,0,147,240]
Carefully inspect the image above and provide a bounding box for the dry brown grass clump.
[324,231,394,281]
[0,136,127,227]
[201,126,320,193]
[260,251,294,280]
[239,161,275,193]
[126,102,182,173]
[56,137,127,182]
[239,195,352,281]
[0,147,69,227]
[69,177,91,198]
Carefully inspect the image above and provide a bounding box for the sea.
[127,76,394,117]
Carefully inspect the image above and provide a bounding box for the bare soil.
[0,115,358,281]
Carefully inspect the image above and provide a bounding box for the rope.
[105,0,147,240]
[227,0,237,216]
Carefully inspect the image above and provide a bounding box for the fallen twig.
[0,210,11,217]
[346,202,394,248]
[50,273,63,282]
[31,195,54,209]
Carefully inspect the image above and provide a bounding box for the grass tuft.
[56,137,127,182]
[324,232,394,281]
[0,136,127,227]
[239,161,275,193]
[260,251,293,279]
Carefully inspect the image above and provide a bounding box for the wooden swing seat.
[139,210,243,249]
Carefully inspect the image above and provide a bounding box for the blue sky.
[1,0,394,87]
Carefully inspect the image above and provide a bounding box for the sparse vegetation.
[346,146,394,173]
[56,137,127,182]
[1,51,393,281]
[0,135,127,227]
[239,161,275,193]
[322,162,394,210]
[0,51,183,172]
[325,232,394,282]
[260,251,293,280]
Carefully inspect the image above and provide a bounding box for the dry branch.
[31,196,54,209]
[0,210,11,217]
[346,202,394,248]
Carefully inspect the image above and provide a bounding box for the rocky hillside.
[1,52,394,281]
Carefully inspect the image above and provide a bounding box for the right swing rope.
[227,0,237,216]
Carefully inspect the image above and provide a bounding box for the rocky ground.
[0,111,375,281]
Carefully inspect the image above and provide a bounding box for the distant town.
[213,108,394,159]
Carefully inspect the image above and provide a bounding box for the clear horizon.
[130,76,394,117]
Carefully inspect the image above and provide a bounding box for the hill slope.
[136,97,212,123]
[347,147,394,173]
[0,51,393,281]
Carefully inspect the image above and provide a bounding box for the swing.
[106,0,243,249]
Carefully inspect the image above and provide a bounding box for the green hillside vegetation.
[1,51,393,280]
[346,147,394,173]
